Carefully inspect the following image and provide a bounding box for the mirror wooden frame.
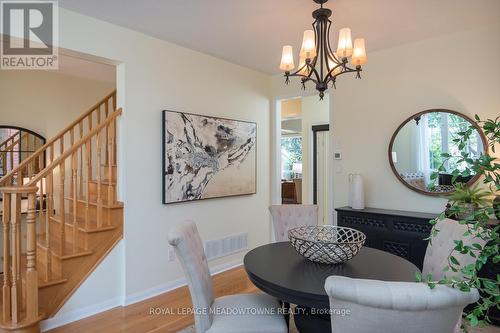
[388,109,488,196]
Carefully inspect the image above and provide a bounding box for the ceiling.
[58,0,500,74]
[0,34,116,82]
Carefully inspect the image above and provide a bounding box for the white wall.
[330,23,500,216]
[41,242,125,331]
[29,7,272,324]
[0,71,115,139]
[300,95,329,204]
[272,23,500,221]
[8,6,500,329]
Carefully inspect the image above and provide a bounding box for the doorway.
[277,95,330,222]
[280,98,303,204]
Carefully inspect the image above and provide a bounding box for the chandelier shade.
[280,0,367,99]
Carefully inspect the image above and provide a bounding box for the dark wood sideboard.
[336,206,436,270]
[336,206,500,325]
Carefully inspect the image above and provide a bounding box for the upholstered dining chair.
[325,276,479,333]
[269,204,318,242]
[168,221,288,333]
[423,217,488,280]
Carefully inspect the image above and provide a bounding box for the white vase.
[349,173,365,210]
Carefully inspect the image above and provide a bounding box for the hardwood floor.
[46,266,258,333]
[46,265,500,333]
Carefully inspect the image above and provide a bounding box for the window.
[281,136,302,180]
[427,113,482,173]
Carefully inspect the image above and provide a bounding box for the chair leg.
[281,301,291,330]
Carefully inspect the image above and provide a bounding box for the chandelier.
[279,0,367,99]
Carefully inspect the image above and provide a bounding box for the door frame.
[312,124,329,204]
[272,92,334,228]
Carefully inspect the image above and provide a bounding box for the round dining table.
[244,242,420,309]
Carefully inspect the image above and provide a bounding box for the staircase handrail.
[25,108,122,187]
[0,90,116,186]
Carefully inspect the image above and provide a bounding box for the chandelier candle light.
[280,0,367,99]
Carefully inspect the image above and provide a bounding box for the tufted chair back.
[422,218,487,280]
[168,221,214,333]
[325,276,479,333]
[269,205,318,242]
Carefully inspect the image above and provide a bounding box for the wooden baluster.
[59,162,66,254]
[72,151,78,253]
[2,192,11,322]
[97,104,102,125]
[45,173,53,281]
[1,154,6,177]
[88,113,93,131]
[107,122,113,211]
[26,189,39,321]
[9,145,14,173]
[88,114,93,184]
[39,178,45,236]
[96,129,103,228]
[37,153,47,234]
[112,92,117,111]
[27,153,33,179]
[113,116,117,167]
[96,107,102,175]
[79,122,84,198]
[105,102,109,165]
[113,117,117,166]
[70,127,74,146]
[38,153,43,175]
[30,134,34,160]
[105,98,109,117]
[50,143,54,164]
[14,168,20,187]
[10,192,21,324]
[85,141,91,231]
[59,136,64,158]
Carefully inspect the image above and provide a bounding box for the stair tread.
[18,256,68,289]
[50,213,117,232]
[36,233,92,259]
[38,277,68,288]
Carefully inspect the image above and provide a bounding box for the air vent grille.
[205,233,248,261]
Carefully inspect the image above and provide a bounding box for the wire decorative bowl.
[288,225,366,264]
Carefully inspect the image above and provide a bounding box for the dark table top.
[244,242,420,308]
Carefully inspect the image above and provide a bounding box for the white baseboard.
[125,258,243,306]
[40,259,243,331]
[40,296,123,332]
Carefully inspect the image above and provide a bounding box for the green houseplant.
[419,115,499,331]
[446,183,491,220]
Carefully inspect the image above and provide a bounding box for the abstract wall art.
[162,110,257,204]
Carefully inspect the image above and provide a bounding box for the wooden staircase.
[0,91,123,333]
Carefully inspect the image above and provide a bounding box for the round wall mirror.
[388,109,488,196]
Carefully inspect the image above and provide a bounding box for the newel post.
[26,187,39,321]
[0,186,40,327]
